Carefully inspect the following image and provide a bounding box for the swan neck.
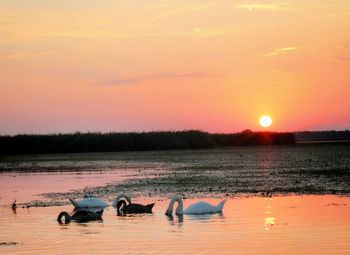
[175,198,184,215]
[57,212,72,224]
[116,200,127,215]
[215,200,226,212]
[166,197,183,215]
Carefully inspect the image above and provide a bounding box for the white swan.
[69,194,131,209]
[165,197,226,216]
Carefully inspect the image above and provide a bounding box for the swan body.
[184,201,225,214]
[69,194,131,209]
[69,197,108,208]
[57,209,103,224]
[116,200,155,215]
[165,197,226,216]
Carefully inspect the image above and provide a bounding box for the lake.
[1,196,350,254]
[0,144,349,254]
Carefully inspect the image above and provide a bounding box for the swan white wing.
[76,198,108,208]
[184,201,216,215]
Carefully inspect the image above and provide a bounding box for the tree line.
[0,130,296,155]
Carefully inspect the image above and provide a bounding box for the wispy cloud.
[191,27,234,38]
[234,3,292,12]
[265,46,301,57]
[0,51,51,60]
[93,72,216,86]
[339,45,350,49]
[335,56,350,62]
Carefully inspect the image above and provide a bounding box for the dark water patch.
[81,231,101,235]
[16,200,68,208]
[0,242,19,246]
[325,203,347,207]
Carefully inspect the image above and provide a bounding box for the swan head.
[165,208,173,216]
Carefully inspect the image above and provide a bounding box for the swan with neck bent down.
[57,209,103,224]
[116,199,155,215]
[165,197,226,216]
[69,194,131,209]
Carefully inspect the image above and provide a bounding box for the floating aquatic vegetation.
[0,242,19,246]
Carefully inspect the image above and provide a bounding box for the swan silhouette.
[69,194,131,209]
[165,197,226,216]
[116,199,155,215]
[57,209,103,224]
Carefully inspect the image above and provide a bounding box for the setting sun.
[259,116,272,128]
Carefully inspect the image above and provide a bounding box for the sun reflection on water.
[264,199,275,230]
[265,217,276,230]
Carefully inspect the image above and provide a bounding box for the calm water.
[0,144,349,254]
[0,170,137,205]
[0,196,350,254]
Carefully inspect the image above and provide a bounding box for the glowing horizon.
[1,1,349,135]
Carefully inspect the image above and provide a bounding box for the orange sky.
[0,0,349,134]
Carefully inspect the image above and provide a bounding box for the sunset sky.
[1,0,349,135]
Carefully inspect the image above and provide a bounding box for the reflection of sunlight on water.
[264,199,275,230]
[262,157,271,170]
[265,217,275,230]
[261,151,275,194]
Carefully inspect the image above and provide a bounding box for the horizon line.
[1,129,350,137]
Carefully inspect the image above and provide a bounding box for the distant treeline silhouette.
[0,130,296,155]
[295,130,350,142]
